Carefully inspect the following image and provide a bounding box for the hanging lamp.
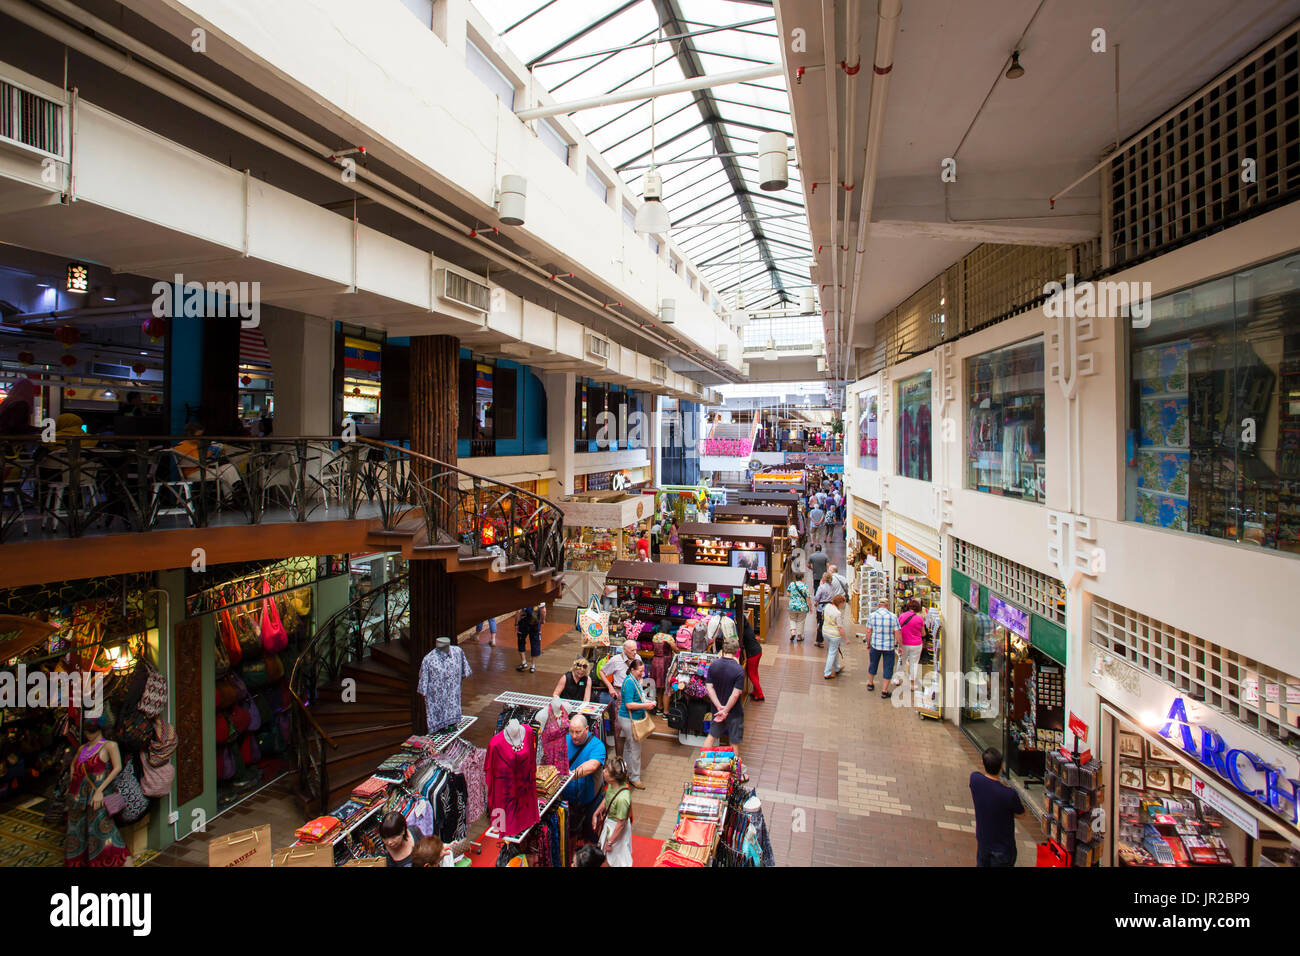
[634,30,671,235]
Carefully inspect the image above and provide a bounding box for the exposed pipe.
[515,63,783,121]
[835,0,863,397]
[818,0,840,393]
[1051,16,1300,207]
[4,0,737,385]
[842,0,902,388]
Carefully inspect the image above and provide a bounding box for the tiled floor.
[155,525,1038,866]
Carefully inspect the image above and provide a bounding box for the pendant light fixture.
[634,30,671,235]
[1005,50,1025,79]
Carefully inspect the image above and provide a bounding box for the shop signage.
[894,541,930,575]
[987,595,1030,640]
[968,580,979,608]
[1191,777,1259,838]
[1068,711,1089,744]
[851,516,880,543]
[1159,697,1300,827]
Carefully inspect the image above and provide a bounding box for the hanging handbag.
[579,596,609,646]
[148,718,178,766]
[137,662,167,718]
[219,608,242,667]
[260,582,288,654]
[113,758,149,822]
[213,628,231,678]
[140,754,174,798]
[115,704,155,753]
[234,605,264,661]
[103,789,126,816]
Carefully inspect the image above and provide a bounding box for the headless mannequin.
[503,719,525,750]
[436,637,451,654]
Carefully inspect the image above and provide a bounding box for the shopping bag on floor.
[208,824,272,867]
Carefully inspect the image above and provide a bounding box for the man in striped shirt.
[863,599,900,699]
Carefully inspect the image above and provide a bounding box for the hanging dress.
[64,739,130,868]
[539,713,570,774]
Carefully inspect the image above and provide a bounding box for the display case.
[678,523,774,583]
[604,561,748,637]
[554,493,651,608]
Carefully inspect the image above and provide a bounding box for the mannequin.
[416,637,472,734]
[486,718,539,836]
[536,698,571,773]
[65,717,130,867]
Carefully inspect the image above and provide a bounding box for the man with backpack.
[514,603,545,673]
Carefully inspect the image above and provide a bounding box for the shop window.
[858,387,879,470]
[895,371,932,481]
[494,366,518,440]
[965,337,1046,503]
[1125,252,1300,554]
[458,356,512,452]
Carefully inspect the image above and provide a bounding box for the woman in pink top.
[895,599,928,694]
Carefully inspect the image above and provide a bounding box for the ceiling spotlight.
[634,167,671,234]
[1005,51,1025,80]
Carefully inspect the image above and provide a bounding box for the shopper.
[475,617,497,646]
[573,844,606,867]
[896,599,927,696]
[635,528,651,561]
[617,656,653,790]
[822,593,847,680]
[705,637,746,761]
[813,572,834,648]
[786,575,810,643]
[514,603,545,673]
[380,811,423,867]
[808,500,826,546]
[970,748,1025,867]
[593,755,635,867]
[410,834,455,867]
[808,545,829,585]
[561,714,607,843]
[740,612,764,701]
[828,562,849,600]
[599,639,637,752]
[863,597,900,697]
[554,657,594,704]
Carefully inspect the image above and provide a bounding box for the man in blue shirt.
[562,714,606,842]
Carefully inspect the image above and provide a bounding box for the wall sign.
[851,516,880,543]
[1159,696,1300,828]
[987,595,1030,640]
[894,541,930,575]
[1192,777,1259,838]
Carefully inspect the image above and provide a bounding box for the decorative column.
[408,334,459,732]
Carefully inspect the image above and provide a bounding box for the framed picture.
[1119,765,1145,790]
[1146,767,1172,794]
[1171,767,1193,792]
[1118,732,1144,760]
[1146,739,1177,763]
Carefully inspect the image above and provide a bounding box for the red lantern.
[352,386,361,396]
[17,350,35,366]
[132,362,147,376]
[240,375,252,386]
[66,389,76,397]
[59,353,77,368]
[141,316,167,339]
[53,325,79,346]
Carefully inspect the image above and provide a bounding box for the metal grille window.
[0,79,64,157]
[952,538,1066,625]
[1091,598,1300,750]
[1108,32,1300,268]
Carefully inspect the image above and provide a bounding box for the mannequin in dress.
[536,698,571,773]
[416,637,471,734]
[486,718,539,836]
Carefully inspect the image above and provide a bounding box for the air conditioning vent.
[650,361,667,383]
[0,79,64,158]
[717,343,728,362]
[438,269,491,312]
[586,334,610,361]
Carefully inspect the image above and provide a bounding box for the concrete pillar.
[259,307,334,435]
[545,371,575,496]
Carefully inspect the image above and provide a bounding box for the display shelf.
[423,715,477,751]
[493,691,607,721]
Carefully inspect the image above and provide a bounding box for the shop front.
[953,568,1067,785]
[678,522,778,638]
[555,492,650,608]
[1092,650,1300,867]
[849,508,882,564]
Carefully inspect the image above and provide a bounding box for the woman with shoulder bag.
[617,656,654,790]
[895,599,928,696]
[593,756,635,867]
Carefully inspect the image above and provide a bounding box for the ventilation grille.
[1108,32,1300,268]
[1091,598,1300,750]
[586,334,610,361]
[650,360,667,383]
[952,537,1066,625]
[0,78,64,158]
[438,269,491,312]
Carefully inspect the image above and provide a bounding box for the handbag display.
[148,718,178,766]
[103,790,125,816]
[115,705,155,753]
[113,758,149,822]
[219,608,242,667]
[140,754,174,798]
[233,605,264,661]
[213,629,231,678]
[240,653,283,691]
[260,582,288,654]
[137,663,167,718]
[580,596,609,646]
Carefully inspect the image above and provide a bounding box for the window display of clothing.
[485,723,540,836]
[416,644,472,733]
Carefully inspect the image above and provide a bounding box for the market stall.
[653,745,773,868]
[734,489,801,527]
[554,492,651,609]
[677,522,779,638]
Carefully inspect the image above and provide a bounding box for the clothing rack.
[483,770,575,846]
[493,691,606,722]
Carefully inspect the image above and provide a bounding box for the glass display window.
[858,387,879,470]
[965,338,1046,503]
[1126,252,1300,554]
[896,372,933,481]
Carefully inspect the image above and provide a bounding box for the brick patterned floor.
[156,526,1038,866]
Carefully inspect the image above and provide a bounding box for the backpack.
[518,607,536,633]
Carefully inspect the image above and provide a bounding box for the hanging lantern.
[132,362,147,376]
[17,350,35,366]
[53,325,80,346]
[141,316,167,340]
[241,375,252,386]
[352,386,361,396]
[60,353,77,368]
[66,389,76,397]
